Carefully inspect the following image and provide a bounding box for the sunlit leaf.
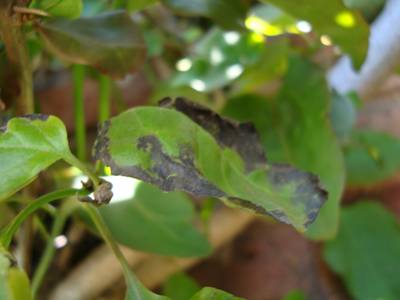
[94,97,327,231]
[100,181,212,257]
[324,201,400,300]
[261,0,370,68]
[0,115,74,202]
[36,11,147,78]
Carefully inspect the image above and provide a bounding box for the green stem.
[0,189,89,248]
[84,205,143,297]
[32,200,77,296]
[64,153,100,187]
[98,74,111,122]
[72,65,86,161]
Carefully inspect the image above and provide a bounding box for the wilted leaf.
[30,0,83,18]
[0,115,75,201]
[94,97,327,231]
[36,11,147,78]
[99,181,211,256]
[224,57,345,239]
[162,0,249,30]
[261,0,369,68]
[190,287,243,300]
[324,201,400,300]
[344,130,400,185]
[163,273,201,300]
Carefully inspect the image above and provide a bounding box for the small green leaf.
[0,251,33,300]
[36,11,147,78]
[324,201,400,300]
[30,0,83,18]
[224,57,345,239]
[190,287,243,300]
[94,97,327,231]
[0,115,73,202]
[99,181,212,257]
[344,130,400,185]
[163,273,201,300]
[162,0,249,30]
[261,0,370,68]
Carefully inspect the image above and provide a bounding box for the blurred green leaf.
[36,11,147,78]
[190,287,243,300]
[0,251,33,300]
[224,57,345,239]
[126,0,158,11]
[30,0,83,18]
[261,0,370,68]
[283,290,308,300]
[344,0,385,21]
[162,0,249,30]
[94,97,327,231]
[163,273,201,300]
[99,182,212,257]
[324,201,400,300]
[330,91,357,140]
[344,130,400,185]
[0,115,74,202]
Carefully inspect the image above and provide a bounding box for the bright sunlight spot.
[296,20,312,33]
[320,35,332,46]
[335,11,356,28]
[223,31,240,45]
[176,58,192,72]
[190,79,206,91]
[226,64,244,80]
[210,47,224,65]
[54,235,68,249]
[245,15,282,36]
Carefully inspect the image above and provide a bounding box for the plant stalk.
[72,65,87,161]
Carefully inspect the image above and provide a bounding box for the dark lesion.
[0,113,49,133]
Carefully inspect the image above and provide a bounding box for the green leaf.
[261,0,370,68]
[163,273,201,300]
[324,201,400,300]
[161,0,249,30]
[126,0,159,11]
[36,11,147,78]
[330,91,357,140]
[125,270,170,300]
[223,57,345,239]
[344,130,400,185]
[190,287,243,300]
[30,0,83,18]
[94,97,327,232]
[0,115,74,202]
[344,0,385,21]
[0,251,33,300]
[99,181,212,257]
[283,290,308,300]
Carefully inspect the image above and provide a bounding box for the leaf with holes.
[93,97,327,231]
[36,11,147,78]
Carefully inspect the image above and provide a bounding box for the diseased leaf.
[261,0,369,68]
[99,181,212,257]
[36,11,147,78]
[223,57,345,239]
[344,130,400,185]
[0,115,75,201]
[324,201,400,300]
[190,287,243,300]
[94,97,327,231]
[161,0,249,30]
[30,0,83,18]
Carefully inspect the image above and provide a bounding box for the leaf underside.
[94,98,327,231]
